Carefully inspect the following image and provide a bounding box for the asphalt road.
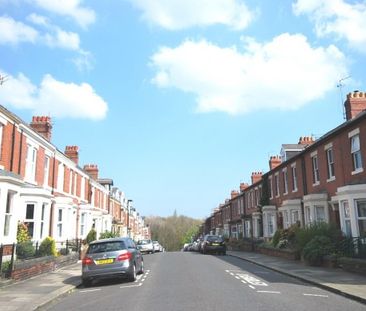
[44,252,365,311]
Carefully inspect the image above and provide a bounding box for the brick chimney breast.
[84,164,99,180]
[231,190,239,199]
[251,172,263,184]
[298,136,315,145]
[240,182,249,192]
[30,116,52,141]
[345,90,366,120]
[65,146,79,165]
[269,155,281,170]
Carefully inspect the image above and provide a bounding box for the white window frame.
[326,147,335,181]
[275,173,280,197]
[269,176,273,199]
[57,208,63,238]
[315,205,326,222]
[356,199,366,237]
[44,156,50,187]
[311,154,320,185]
[283,168,288,195]
[291,164,298,192]
[40,203,46,239]
[57,163,64,192]
[350,134,363,174]
[25,144,37,182]
[81,177,85,200]
[80,212,86,236]
[25,203,35,239]
[342,200,352,237]
[4,191,14,237]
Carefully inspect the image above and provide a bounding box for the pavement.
[0,252,365,310]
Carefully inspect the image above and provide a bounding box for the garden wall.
[11,253,79,281]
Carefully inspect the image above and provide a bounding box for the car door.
[128,239,142,269]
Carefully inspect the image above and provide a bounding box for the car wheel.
[127,263,137,282]
[138,260,144,275]
[82,278,92,287]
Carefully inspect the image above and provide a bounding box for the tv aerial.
[0,74,9,85]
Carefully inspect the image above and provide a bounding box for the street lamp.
[126,199,133,237]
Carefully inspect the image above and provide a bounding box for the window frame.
[351,134,363,173]
[326,147,335,180]
[311,154,320,185]
[291,164,298,192]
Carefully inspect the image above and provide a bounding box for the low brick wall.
[257,245,300,261]
[11,253,79,281]
[338,257,366,276]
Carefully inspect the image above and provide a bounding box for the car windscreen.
[87,241,126,254]
[206,236,224,242]
[137,240,151,245]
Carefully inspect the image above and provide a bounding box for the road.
[44,252,365,311]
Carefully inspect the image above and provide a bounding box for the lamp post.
[126,199,133,237]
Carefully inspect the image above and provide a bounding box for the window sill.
[292,189,298,193]
[352,168,364,175]
[327,176,336,183]
[312,181,320,187]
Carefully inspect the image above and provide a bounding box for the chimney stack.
[30,116,52,141]
[345,91,366,120]
[65,146,79,165]
[240,182,249,192]
[84,164,99,180]
[231,190,239,199]
[251,172,263,184]
[298,136,315,145]
[269,155,281,170]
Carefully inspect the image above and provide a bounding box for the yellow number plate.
[96,258,114,265]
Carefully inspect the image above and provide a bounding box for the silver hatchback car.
[82,237,144,286]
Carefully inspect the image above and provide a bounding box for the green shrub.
[17,222,30,243]
[16,241,35,259]
[302,236,334,266]
[272,229,282,247]
[86,228,97,244]
[295,222,342,252]
[38,236,57,256]
[99,231,118,239]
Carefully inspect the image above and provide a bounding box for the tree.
[146,214,202,251]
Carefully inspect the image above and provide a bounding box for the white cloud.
[0,15,38,44]
[32,0,96,29]
[43,27,80,50]
[151,34,348,114]
[0,71,107,120]
[293,0,366,53]
[129,0,255,30]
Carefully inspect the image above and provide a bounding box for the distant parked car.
[137,239,155,254]
[81,237,144,287]
[153,241,162,252]
[201,235,226,255]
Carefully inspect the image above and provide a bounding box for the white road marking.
[120,283,143,289]
[241,280,247,284]
[235,276,240,280]
[80,289,101,293]
[248,285,256,290]
[237,274,268,286]
[230,273,235,276]
[257,291,281,294]
[303,294,328,298]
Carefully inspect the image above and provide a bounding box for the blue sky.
[1,0,366,219]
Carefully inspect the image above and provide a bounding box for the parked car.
[201,235,226,255]
[81,237,144,287]
[153,241,162,252]
[137,239,155,254]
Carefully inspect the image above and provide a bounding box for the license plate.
[96,258,114,265]
[212,243,219,246]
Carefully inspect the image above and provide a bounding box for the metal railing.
[335,236,366,259]
[0,239,83,278]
